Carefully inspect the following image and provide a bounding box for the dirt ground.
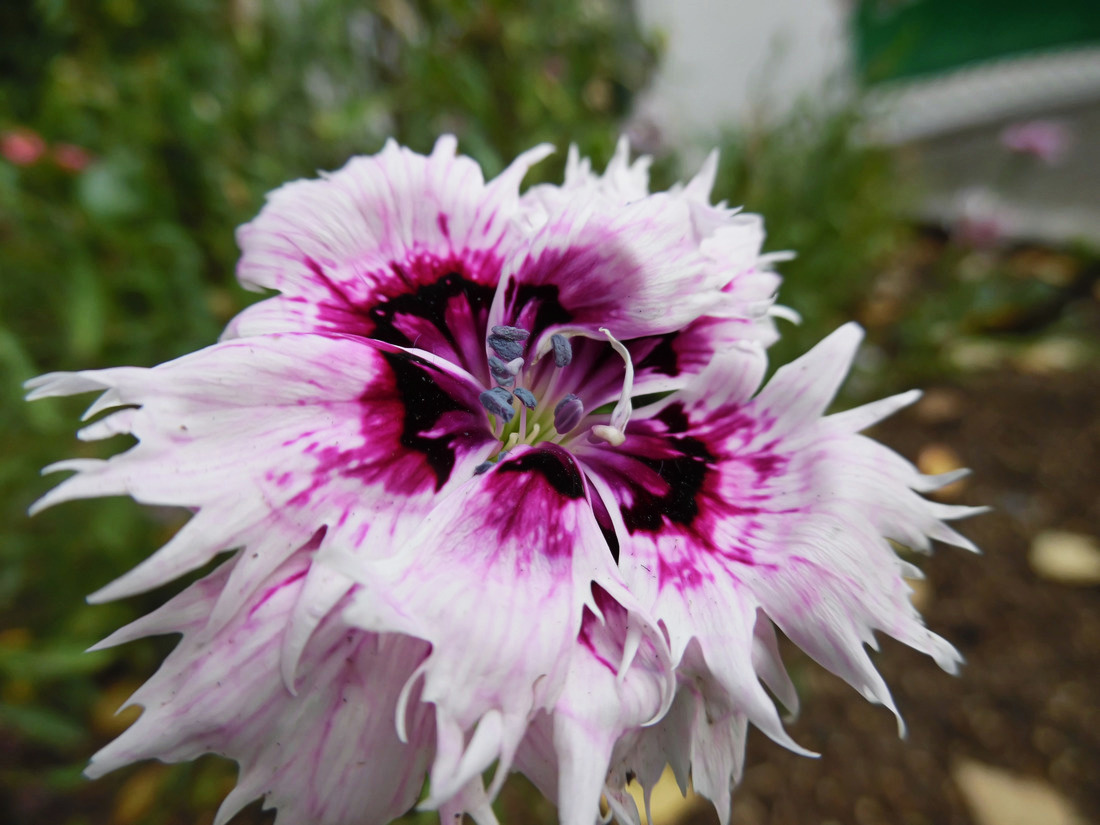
[676,368,1100,825]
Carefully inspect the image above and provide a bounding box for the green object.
[854,0,1100,84]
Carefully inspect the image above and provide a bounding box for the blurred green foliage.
[703,105,911,373]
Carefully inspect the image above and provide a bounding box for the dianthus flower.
[29,137,981,825]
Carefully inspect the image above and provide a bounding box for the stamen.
[513,387,537,409]
[550,333,572,367]
[488,355,523,388]
[475,449,511,475]
[589,327,634,446]
[553,393,584,434]
[490,325,530,342]
[488,325,529,361]
[478,387,515,423]
[488,337,523,361]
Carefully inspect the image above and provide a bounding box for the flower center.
[474,324,634,473]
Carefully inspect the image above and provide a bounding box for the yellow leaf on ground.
[1029,530,1100,585]
[953,758,1088,825]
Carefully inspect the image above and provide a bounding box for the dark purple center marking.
[632,332,681,378]
[367,271,495,351]
[591,400,796,591]
[469,445,588,564]
[497,444,585,500]
[306,254,499,374]
[291,350,489,507]
[382,352,478,491]
[500,281,573,337]
[619,405,713,534]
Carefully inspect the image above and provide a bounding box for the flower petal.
[491,194,727,349]
[511,589,674,825]
[581,324,980,758]
[228,136,552,376]
[523,137,652,211]
[510,143,783,373]
[88,552,435,825]
[551,592,672,825]
[28,333,494,612]
[331,443,636,808]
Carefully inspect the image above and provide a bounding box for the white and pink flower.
[999,119,1073,166]
[29,137,981,825]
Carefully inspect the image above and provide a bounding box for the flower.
[1,127,47,166]
[52,142,94,173]
[29,137,981,825]
[952,186,1012,249]
[999,119,1072,165]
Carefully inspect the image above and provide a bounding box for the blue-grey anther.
[490,325,530,342]
[553,393,584,433]
[513,387,537,409]
[488,356,516,388]
[550,333,572,367]
[488,325,529,361]
[474,461,493,475]
[479,387,515,423]
[488,334,524,361]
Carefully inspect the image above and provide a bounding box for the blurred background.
[1,1,1098,824]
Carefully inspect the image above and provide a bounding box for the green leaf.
[0,701,87,749]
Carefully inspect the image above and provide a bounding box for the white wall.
[631,0,851,145]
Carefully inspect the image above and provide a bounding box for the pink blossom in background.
[1,128,47,166]
[952,187,1010,249]
[29,137,983,825]
[52,142,93,173]
[999,119,1073,165]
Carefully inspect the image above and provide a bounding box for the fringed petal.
[28,333,494,615]
[228,136,552,377]
[579,325,982,821]
[332,443,637,810]
[89,553,435,825]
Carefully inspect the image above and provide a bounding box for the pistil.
[587,327,634,447]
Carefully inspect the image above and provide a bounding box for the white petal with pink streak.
[89,553,435,825]
[27,333,494,616]
[228,135,552,339]
[581,324,981,819]
[331,443,656,813]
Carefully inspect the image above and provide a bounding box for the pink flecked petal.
[523,137,652,211]
[228,136,552,376]
[751,611,799,717]
[549,592,672,825]
[582,325,980,768]
[492,193,718,346]
[332,443,645,810]
[509,590,673,825]
[746,321,864,435]
[515,141,784,369]
[675,685,750,825]
[27,333,494,611]
[88,553,435,825]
